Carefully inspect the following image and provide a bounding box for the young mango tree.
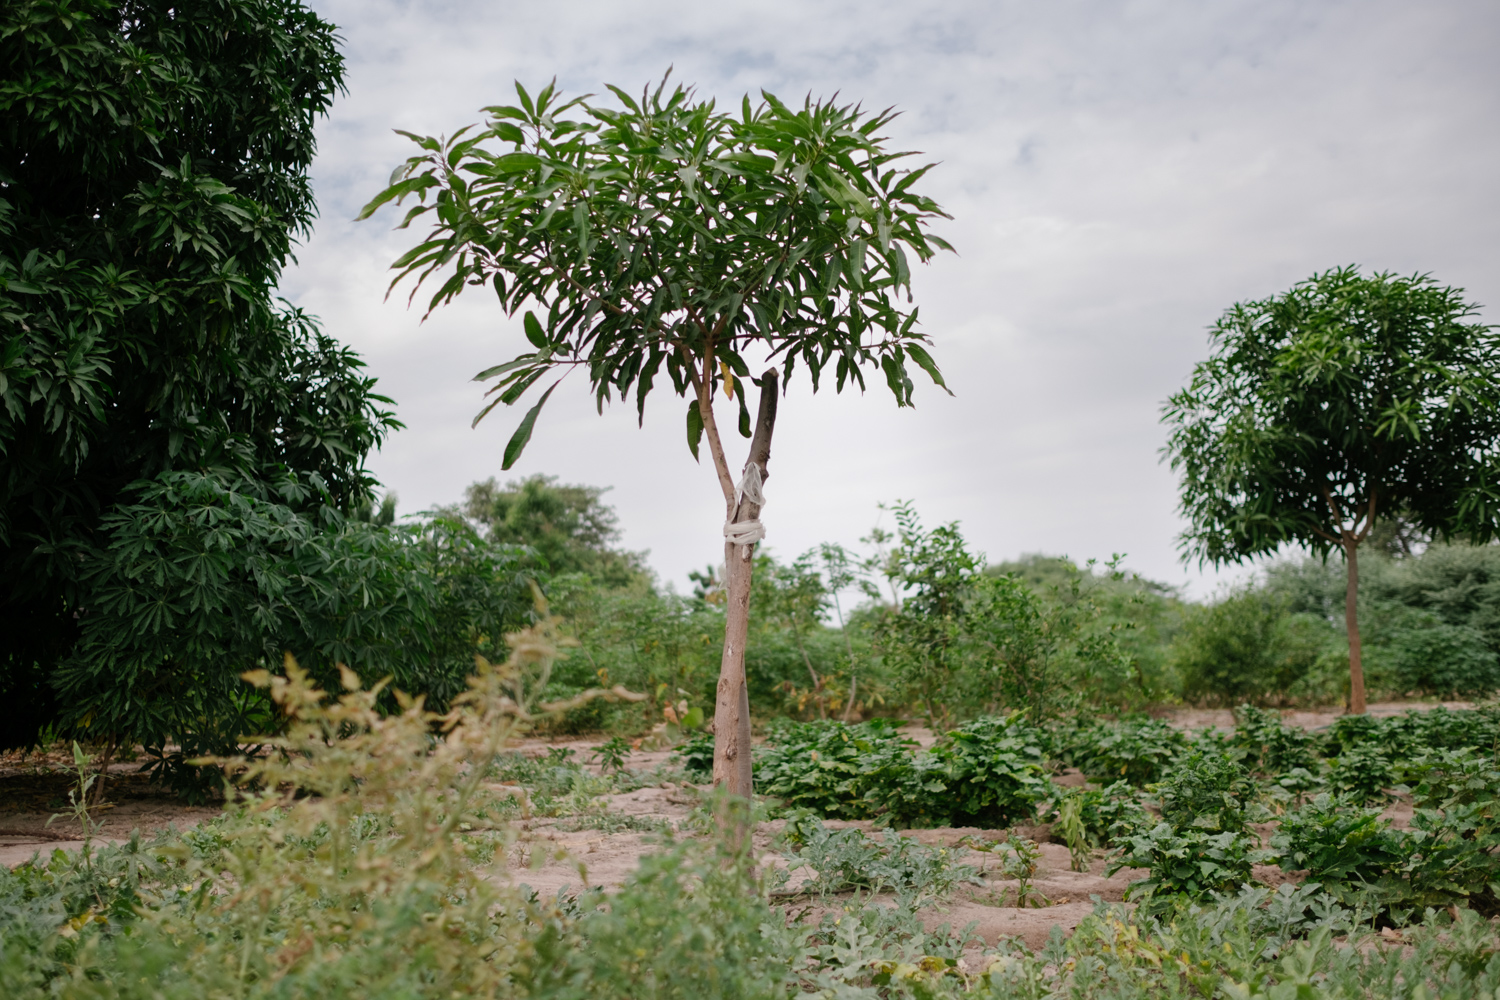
[360,76,952,802]
[1163,267,1500,714]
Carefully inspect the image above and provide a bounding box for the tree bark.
[711,370,778,805]
[1344,535,1367,714]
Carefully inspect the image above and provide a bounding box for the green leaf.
[687,398,704,462]
[737,386,752,438]
[905,343,952,396]
[523,311,549,349]
[502,381,560,470]
[472,355,540,382]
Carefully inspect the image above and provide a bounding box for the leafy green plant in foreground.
[1111,823,1264,915]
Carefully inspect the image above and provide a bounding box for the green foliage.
[777,819,982,901]
[1042,781,1152,852]
[1164,267,1500,567]
[1233,705,1320,774]
[1272,793,1408,889]
[590,736,632,773]
[875,505,1140,724]
[1060,717,1189,786]
[1328,745,1397,803]
[906,715,1051,829]
[46,472,535,796]
[1112,823,1263,914]
[755,719,916,820]
[671,730,715,780]
[363,75,953,466]
[1170,589,1338,705]
[756,716,1050,829]
[1154,747,1256,833]
[457,474,650,589]
[0,0,402,751]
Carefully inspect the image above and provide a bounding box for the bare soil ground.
[0,700,1463,943]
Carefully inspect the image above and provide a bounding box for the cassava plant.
[360,74,953,817]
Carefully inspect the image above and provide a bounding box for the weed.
[777,818,981,902]
[589,735,632,772]
[670,729,714,780]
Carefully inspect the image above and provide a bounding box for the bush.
[671,730,715,781]
[1170,589,1334,705]
[892,715,1051,828]
[1381,621,1500,697]
[756,716,1049,829]
[1041,781,1151,850]
[1328,744,1398,803]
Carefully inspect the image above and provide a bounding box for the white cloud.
[282,0,1500,597]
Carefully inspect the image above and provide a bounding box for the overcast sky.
[283,0,1500,598]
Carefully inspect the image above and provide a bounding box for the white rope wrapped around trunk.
[723,461,766,558]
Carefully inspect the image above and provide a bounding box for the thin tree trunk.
[711,371,778,809]
[835,595,859,722]
[793,630,824,719]
[1344,535,1367,714]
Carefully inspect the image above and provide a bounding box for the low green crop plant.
[1041,781,1151,857]
[755,719,917,819]
[1233,704,1320,774]
[777,818,981,902]
[1329,743,1397,803]
[871,715,1051,829]
[1062,717,1189,786]
[670,729,715,781]
[1154,747,1256,832]
[1111,823,1264,915]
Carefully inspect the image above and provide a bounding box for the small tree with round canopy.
[1162,267,1500,713]
[360,75,952,808]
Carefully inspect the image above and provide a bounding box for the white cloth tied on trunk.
[723,461,765,557]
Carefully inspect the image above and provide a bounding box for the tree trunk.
[711,371,778,807]
[1344,535,1367,714]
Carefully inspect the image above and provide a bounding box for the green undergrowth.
[4,651,1500,996]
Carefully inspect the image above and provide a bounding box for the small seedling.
[590,736,631,773]
[46,742,104,863]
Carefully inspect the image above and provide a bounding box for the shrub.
[1329,744,1397,803]
[1169,589,1332,705]
[1272,793,1407,885]
[756,715,1049,829]
[1382,621,1500,697]
[1042,781,1152,850]
[902,715,1051,828]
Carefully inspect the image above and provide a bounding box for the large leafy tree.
[1163,267,1500,713]
[0,1,399,749]
[361,76,952,804]
[456,474,650,590]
